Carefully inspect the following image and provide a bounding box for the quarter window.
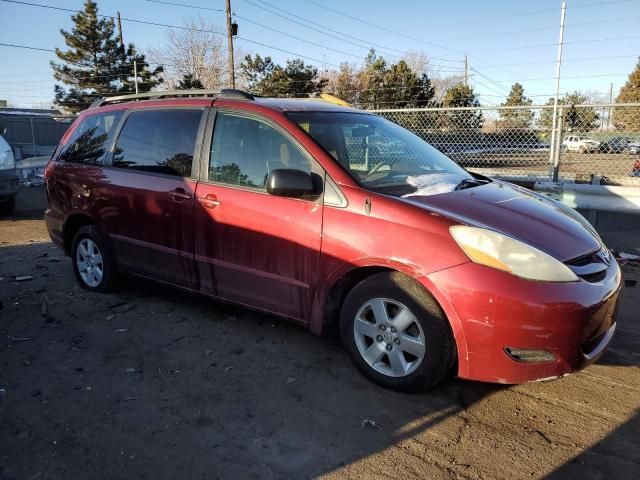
[113,109,202,177]
[209,112,312,189]
[59,110,123,165]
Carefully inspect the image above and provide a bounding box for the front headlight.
[0,149,15,170]
[450,226,578,282]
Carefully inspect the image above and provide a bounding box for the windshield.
[287,112,474,197]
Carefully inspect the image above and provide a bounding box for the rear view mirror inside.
[352,126,374,137]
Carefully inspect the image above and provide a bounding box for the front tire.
[71,225,117,292]
[340,272,455,392]
[0,195,15,215]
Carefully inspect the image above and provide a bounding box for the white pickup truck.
[562,135,600,153]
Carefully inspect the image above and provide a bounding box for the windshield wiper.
[455,178,490,191]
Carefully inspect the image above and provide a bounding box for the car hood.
[401,181,602,262]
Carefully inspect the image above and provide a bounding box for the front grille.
[565,247,609,283]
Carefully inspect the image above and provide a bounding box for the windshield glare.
[287,112,473,197]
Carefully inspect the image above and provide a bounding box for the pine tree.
[177,73,204,90]
[51,0,162,113]
[539,92,599,133]
[239,55,326,97]
[613,58,640,131]
[441,84,483,131]
[499,83,534,130]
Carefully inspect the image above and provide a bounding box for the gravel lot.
[1,188,639,480]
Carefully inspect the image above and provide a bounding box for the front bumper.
[0,168,19,197]
[424,257,622,384]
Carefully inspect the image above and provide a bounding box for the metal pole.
[549,1,566,181]
[608,82,614,129]
[226,0,236,89]
[116,11,126,60]
[553,106,564,182]
[133,60,139,94]
[30,118,36,157]
[464,54,468,86]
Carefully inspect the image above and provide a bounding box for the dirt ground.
[1,188,639,480]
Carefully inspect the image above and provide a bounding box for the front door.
[96,107,206,288]
[193,110,324,321]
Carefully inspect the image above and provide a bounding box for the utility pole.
[134,60,139,94]
[549,1,566,182]
[225,0,235,89]
[464,54,468,87]
[116,11,126,60]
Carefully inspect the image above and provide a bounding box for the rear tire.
[579,146,586,154]
[71,225,117,292]
[0,195,15,215]
[340,272,455,392]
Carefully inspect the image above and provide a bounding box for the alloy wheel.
[76,238,104,288]
[353,297,426,377]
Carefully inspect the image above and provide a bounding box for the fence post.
[29,118,36,158]
[552,106,564,182]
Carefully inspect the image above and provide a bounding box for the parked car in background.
[562,135,600,153]
[45,89,621,392]
[628,141,640,155]
[0,133,18,214]
[598,137,630,154]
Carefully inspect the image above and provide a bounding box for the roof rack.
[90,88,254,108]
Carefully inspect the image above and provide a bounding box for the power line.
[415,0,635,29]
[142,0,224,12]
[469,35,640,55]
[234,37,339,67]
[301,0,558,88]
[0,42,54,53]
[0,0,227,34]
[240,0,407,61]
[0,0,341,68]
[303,0,463,56]
[232,14,363,60]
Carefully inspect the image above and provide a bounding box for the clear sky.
[0,0,638,108]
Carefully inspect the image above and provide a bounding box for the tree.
[539,92,599,133]
[148,16,226,90]
[177,74,204,90]
[440,84,483,130]
[239,55,326,97]
[325,62,360,104]
[613,58,640,131]
[498,83,534,130]
[51,0,162,113]
[352,50,436,109]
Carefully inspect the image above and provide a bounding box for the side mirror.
[266,168,316,198]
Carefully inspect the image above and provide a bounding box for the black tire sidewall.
[0,195,15,215]
[71,225,116,292]
[340,272,454,392]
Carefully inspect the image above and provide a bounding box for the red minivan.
[44,90,621,391]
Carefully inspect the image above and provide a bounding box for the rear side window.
[113,109,202,177]
[59,110,123,165]
[210,111,312,189]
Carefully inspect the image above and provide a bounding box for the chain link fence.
[371,103,640,186]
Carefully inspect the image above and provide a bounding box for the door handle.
[197,193,221,209]
[169,188,191,202]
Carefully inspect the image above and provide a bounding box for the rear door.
[95,107,207,288]
[193,109,324,321]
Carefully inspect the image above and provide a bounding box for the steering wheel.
[366,161,393,178]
